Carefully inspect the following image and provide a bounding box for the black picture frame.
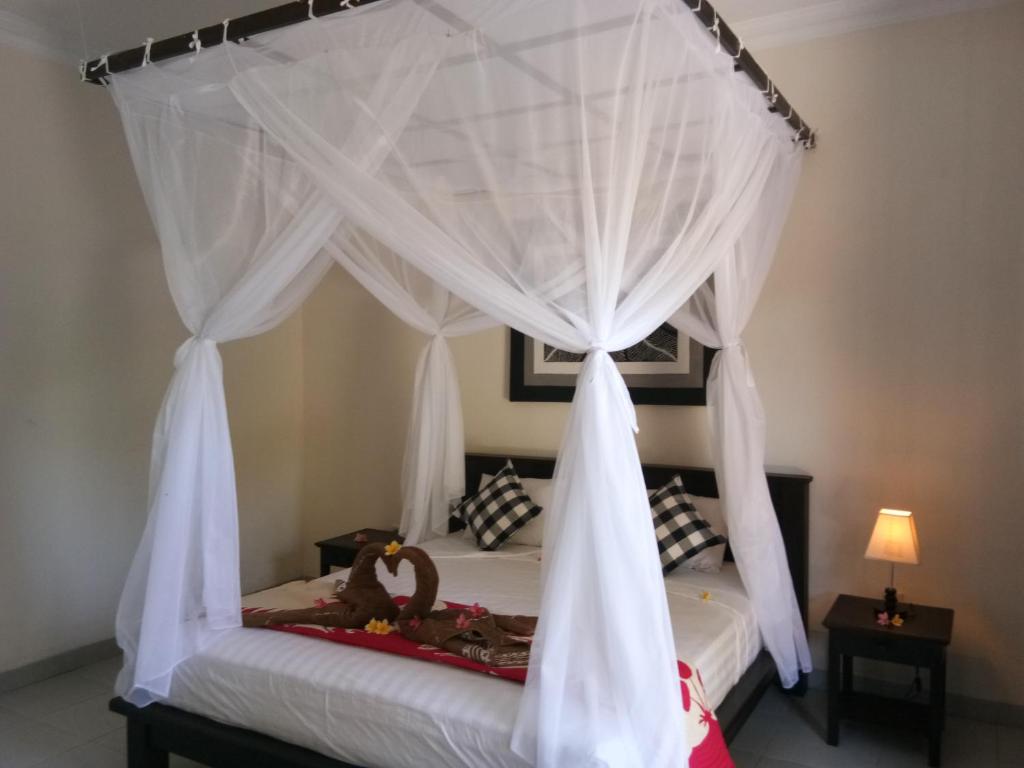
[509,328,715,406]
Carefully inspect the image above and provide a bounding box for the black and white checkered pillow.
[453,462,542,551]
[649,475,727,575]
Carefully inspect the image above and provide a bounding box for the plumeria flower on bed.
[365,618,396,635]
[384,541,402,556]
[468,602,485,618]
[700,591,712,602]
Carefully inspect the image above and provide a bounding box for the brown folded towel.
[399,608,537,668]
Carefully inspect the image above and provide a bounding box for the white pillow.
[691,495,726,536]
[513,477,552,547]
[681,494,727,573]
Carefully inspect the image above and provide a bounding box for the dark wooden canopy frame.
[80,0,814,147]
[110,452,811,767]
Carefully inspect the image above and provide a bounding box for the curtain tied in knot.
[174,335,218,368]
[584,346,639,434]
[718,339,756,387]
[422,333,453,366]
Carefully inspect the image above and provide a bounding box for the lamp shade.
[864,509,920,564]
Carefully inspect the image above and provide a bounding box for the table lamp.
[864,508,919,619]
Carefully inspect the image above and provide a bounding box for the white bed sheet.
[167,536,760,768]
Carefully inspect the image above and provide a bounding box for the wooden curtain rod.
[682,0,815,147]
[81,0,815,148]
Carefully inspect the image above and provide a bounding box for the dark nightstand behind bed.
[823,593,954,767]
[314,528,401,576]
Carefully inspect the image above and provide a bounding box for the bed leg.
[126,718,169,768]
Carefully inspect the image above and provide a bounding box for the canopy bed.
[83,0,816,765]
[111,452,811,768]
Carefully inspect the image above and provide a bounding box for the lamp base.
[874,587,908,620]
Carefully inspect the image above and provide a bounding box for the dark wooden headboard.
[459,452,812,629]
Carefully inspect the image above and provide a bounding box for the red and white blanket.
[245,596,733,767]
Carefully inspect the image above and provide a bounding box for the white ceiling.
[0,0,1016,67]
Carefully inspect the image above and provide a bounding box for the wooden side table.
[314,528,401,576]
[823,594,954,767]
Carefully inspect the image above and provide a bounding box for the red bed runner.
[245,597,732,767]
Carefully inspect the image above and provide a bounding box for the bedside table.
[314,528,401,576]
[823,593,954,767]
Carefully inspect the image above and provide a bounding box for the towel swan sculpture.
[242,541,439,629]
[388,544,440,621]
[242,541,536,667]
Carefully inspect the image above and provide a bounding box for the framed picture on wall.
[508,325,713,406]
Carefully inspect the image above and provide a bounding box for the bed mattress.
[166,535,760,768]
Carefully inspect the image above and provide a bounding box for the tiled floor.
[0,657,1020,767]
[732,687,1024,768]
[0,657,200,768]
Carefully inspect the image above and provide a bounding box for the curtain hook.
[784,104,794,121]
[141,36,154,67]
[770,82,779,105]
[78,60,87,81]
[733,35,744,61]
[694,0,702,11]
[795,119,807,147]
[308,0,317,19]
[760,79,771,97]
[89,53,110,77]
[188,30,202,62]
[222,19,231,44]
[711,12,721,53]
[340,0,354,7]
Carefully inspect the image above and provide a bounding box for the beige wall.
[447,5,1024,707]
[227,329,306,596]
[748,4,1024,707]
[0,43,305,673]
[298,267,425,578]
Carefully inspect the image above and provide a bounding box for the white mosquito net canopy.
[108,0,811,764]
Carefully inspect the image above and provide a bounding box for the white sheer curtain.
[671,151,811,688]
[325,229,496,542]
[110,35,437,703]
[224,1,799,763]
[110,54,335,706]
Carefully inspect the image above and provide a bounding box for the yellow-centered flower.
[364,618,395,635]
[701,591,712,602]
[384,540,402,556]
[891,614,904,627]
